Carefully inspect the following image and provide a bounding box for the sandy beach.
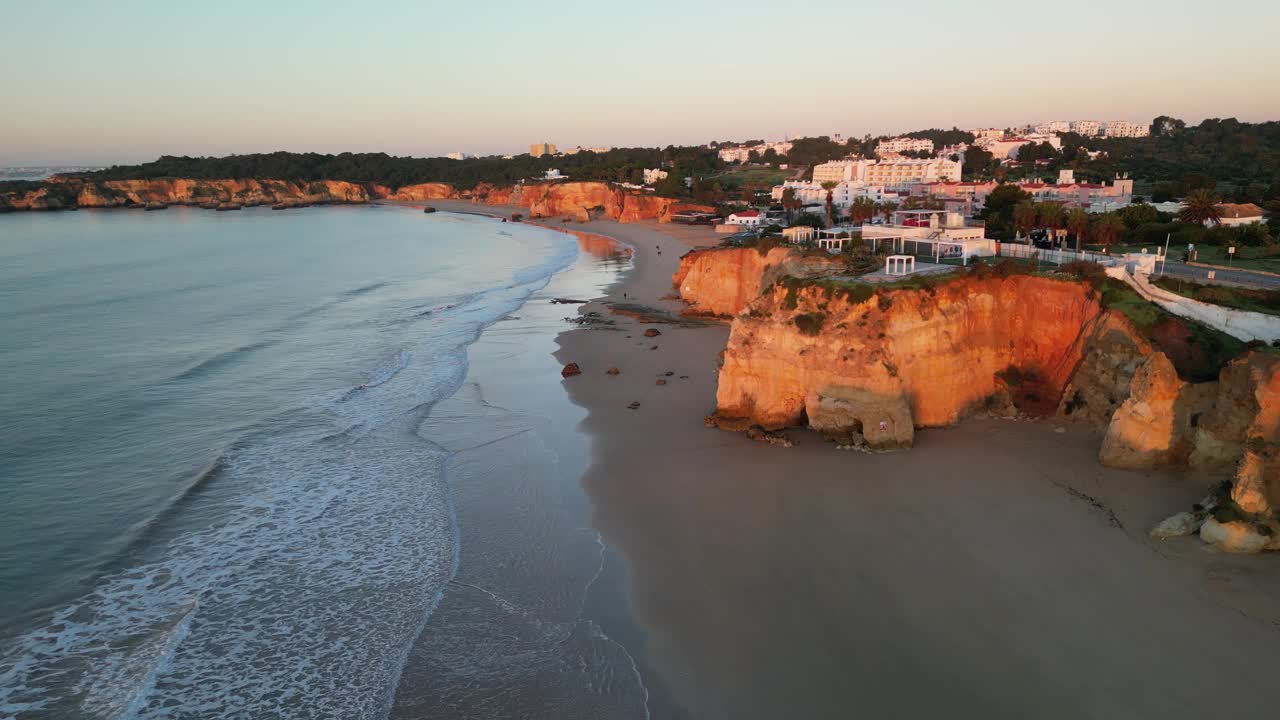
[416,200,1280,718]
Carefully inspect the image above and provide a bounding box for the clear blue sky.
[2,0,1277,165]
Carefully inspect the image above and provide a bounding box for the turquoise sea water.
[0,206,584,718]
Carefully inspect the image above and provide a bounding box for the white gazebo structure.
[886,255,915,275]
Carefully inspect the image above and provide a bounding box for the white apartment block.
[643,168,668,185]
[1101,121,1150,138]
[970,127,1005,140]
[974,133,1061,160]
[1032,121,1071,134]
[770,180,898,209]
[876,137,935,155]
[718,141,793,163]
[1069,120,1101,137]
[808,157,961,191]
[811,159,862,184]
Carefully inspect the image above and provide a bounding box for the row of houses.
[717,141,795,163]
[911,170,1135,214]
[972,120,1149,139]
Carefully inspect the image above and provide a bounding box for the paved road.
[1154,261,1280,290]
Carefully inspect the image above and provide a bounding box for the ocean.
[0,205,646,719]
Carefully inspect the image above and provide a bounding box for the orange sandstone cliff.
[0,178,704,221]
[2,178,383,210]
[680,250,1279,545]
[672,246,848,317]
[712,275,1106,446]
[477,181,713,224]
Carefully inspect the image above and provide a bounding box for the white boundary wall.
[1106,266,1280,342]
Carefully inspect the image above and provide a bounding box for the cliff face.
[475,181,712,224]
[2,178,380,209]
[390,183,456,201]
[673,246,847,318]
[518,182,621,222]
[715,275,1108,436]
[1097,354,1218,469]
[1,178,705,220]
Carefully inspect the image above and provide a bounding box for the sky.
[2,0,1278,166]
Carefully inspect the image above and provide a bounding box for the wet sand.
[419,201,1280,718]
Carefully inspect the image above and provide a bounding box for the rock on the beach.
[805,387,914,450]
[1099,353,1202,470]
[656,379,667,385]
[643,328,661,337]
[628,401,641,410]
[606,367,620,375]
[1150,511,1203,539]
[561,363,582,378]
[1199,517,1272,553]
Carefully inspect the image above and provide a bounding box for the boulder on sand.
[561,363,582,378]
[805,387,914,451]
[606,367,620,375]
[1150,511,1203,539]
[643,328,661,337]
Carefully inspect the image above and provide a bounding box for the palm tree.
[820,181,837,226]
[1038,201,1066,231]
[1013,201,1039,237]
[1179,188,1222,226]
[879,201,899,224]
[781,188,800,222]
[1065,208,1091,251]
[849,196,877,225]
[1093,214,1126,247]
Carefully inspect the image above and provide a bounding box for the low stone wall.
[1106,266,1280,343]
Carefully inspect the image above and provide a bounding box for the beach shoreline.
[512,210,1280,718]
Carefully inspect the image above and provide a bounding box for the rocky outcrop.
[714,275,1109,431]
[1,178,705,222]
[473,181,711,224]
[1098,353,1217,469]
[2,178,380,210]
[1225,354,1280,515]
[390,183,456,201]
[1057,313,1152,425]
[805,388,914,450]
[673,245,847,318]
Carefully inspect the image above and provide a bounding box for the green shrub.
[793,312,827,336]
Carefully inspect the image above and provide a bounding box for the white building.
[812,159,863,184]
[643,168,668,185]
[444,152,473,161]
[1069,120,1102,137]
[938,143,968,159]
[725,210,764,227]
[783,226,816,244]
[810,157,960,190]
[1102,121,1150,138]
[770,180,898,209]
[718,141,793,164]
[876,137,935,155]
[542,169,568,181]
[1033,121,1071,134]
[971,127,1006,140]
[974,133,1060,160]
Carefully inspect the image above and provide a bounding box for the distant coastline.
[0,177,714,224]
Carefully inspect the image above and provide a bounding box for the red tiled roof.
[1216,203,1264,218]
[732,210,761,217]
